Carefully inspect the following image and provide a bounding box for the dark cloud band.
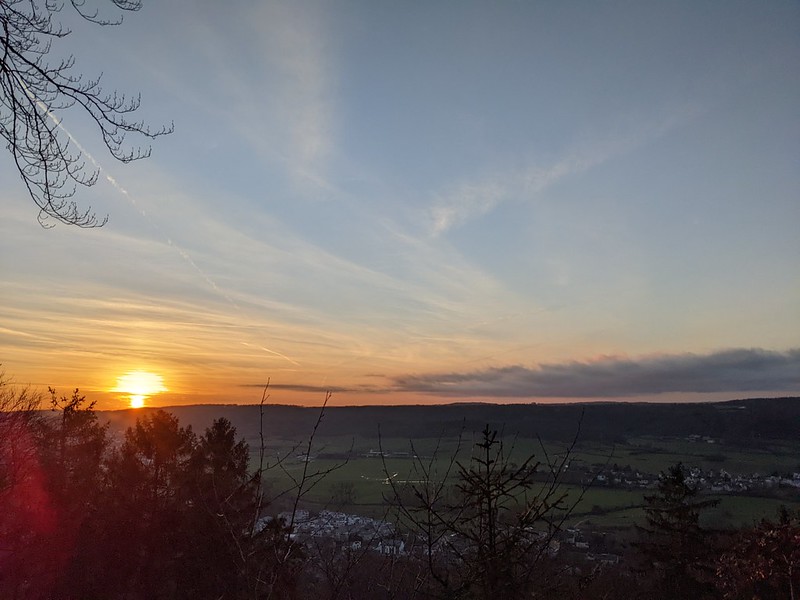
[391,348,800,398]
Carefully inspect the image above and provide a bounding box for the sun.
[111,370,167,408]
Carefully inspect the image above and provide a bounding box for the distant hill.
[100,397,800,447]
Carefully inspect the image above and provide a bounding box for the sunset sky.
[1,1,798,409]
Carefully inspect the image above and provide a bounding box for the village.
[270,508,630,569]
[258,450,800,575]
[585,463,800,494]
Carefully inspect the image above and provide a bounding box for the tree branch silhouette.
[1,0,172,227]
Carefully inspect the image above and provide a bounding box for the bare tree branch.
[1,0,172,227]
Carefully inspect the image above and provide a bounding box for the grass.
[244,432,800,530]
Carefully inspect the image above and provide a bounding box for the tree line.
[1,384,302,599]
[1,381,798,599]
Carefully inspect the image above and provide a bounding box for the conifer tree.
[636,463,719,599]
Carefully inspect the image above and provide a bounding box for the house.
[375,538,406,556]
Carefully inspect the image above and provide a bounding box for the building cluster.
[267,509,571,562]
[586,464,800,495]
[588,468,653,489]
[281,509,407,556]
[561,527,621,567]
[685,467,800,493]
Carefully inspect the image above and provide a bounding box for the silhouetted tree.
[385,424,584,599]
[715,506,800,600]
[635,463,719,599]
[0,0,172,226]
[37,388,108,597]
[89,403,319,599]
[180,417,264,598]
[0,375,44,518]
[41,388,108,501]
[0,375,50,599]
[253,388,345,600]
[2,384,110,599]
[96,409,195,598]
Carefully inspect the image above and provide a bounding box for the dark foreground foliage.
[1,383,798,599]
[1,386,298,599]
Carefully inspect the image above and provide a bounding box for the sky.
[1,0,798,410]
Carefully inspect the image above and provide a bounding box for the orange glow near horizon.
[111,370,167,408]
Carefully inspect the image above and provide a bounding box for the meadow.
[103,398,800,530]
[244,431,800,529]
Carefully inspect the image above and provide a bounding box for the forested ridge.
[103,397,800,445]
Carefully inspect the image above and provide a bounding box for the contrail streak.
[31,96,239,302]
[52,114,242,310]
[240,341,301,366]
[27,93,301,367]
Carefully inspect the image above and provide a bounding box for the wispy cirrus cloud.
[239,382,385,395]
[254,2,334,185]
[428,106,700,236]
[392,348,800,398]
[161,2,336,194]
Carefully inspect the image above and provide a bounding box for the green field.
[245,432,800,529]
[106,403,799,529]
